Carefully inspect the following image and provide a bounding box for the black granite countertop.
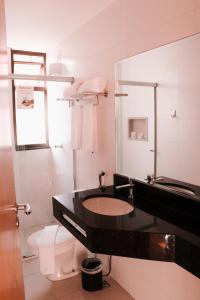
[53,177,200,279]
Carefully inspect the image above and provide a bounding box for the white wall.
[57,0,200,299]
[112,257,200,300]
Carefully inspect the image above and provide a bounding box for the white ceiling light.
[48,50,68,76]
[49,62,68,76]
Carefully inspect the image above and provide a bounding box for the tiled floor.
[23,258,134,300]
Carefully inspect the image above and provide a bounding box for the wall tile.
[61,1,200,298]
[186,271,200,300]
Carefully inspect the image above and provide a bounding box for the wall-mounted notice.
[16,86,34,109]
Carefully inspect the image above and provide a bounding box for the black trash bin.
[81,257,103,291]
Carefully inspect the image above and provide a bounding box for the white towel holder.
[57,91,108,107]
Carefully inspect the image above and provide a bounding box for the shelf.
[129,137,147,141]
[8,73,74,83]
[115,93,128,97]
[118,79,158,88]
[128,117,148,141]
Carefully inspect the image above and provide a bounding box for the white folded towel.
[78,77,106,94]
[71,104,83,150]
[38,225,59,275]
[63,80,83,98]
[82,103,98,153]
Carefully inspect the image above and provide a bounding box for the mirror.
[115,33,200,185]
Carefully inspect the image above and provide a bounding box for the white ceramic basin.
[82,197,134,216]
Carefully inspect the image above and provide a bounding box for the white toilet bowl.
[27,225,86,281]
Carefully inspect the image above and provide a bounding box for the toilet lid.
[27,225,75,249]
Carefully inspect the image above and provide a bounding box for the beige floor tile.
[72,275,134,300]
[53,276,79,298]
[58,290,87,300]
[24,272,79,300]
[24,272,56,300]
[23,261,134,300]
[72,274,82,288]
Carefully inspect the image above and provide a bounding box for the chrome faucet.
[99,170,105,190]
[115,178,134,199]
[145,174,155,184]
[145,174,165,184]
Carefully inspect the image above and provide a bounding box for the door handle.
[16,203,32,215]
[0,203,31,227]
[15,203,32,227]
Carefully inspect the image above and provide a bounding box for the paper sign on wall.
[16,86,34,109]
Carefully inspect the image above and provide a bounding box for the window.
[11,49,49,150]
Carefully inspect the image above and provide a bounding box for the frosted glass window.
[13,54,45,87]
[13,54,44,63]
[15,91,47,146]
[14,64,43,75]
[11,49,48,150]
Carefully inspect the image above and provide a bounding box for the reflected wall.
[116,33,200,185]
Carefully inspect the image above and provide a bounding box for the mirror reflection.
[115,33,200,185]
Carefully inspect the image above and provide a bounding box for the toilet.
[27,225,86,281]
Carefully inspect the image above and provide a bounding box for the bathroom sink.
[82,197,134,216]
[154,182,196,196]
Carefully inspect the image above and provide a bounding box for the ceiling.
[5,0,115,53]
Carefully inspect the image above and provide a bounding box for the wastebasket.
[81,257,103,291]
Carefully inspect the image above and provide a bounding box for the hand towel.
[70,104,82,150]
[78,77,106,94]
[38,225,59,275]
[82,104,98,152]
[63,80,83,98]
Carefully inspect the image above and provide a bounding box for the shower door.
[13,80,74,257]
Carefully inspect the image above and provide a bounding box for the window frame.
[11,49,49,151]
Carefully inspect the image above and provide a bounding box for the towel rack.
[57,91,108,106]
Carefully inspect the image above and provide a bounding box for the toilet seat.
[27,226,75,256]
